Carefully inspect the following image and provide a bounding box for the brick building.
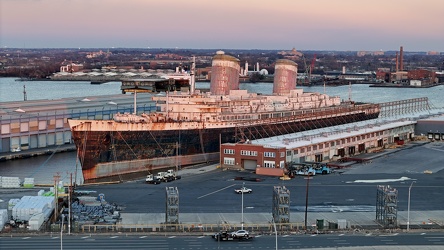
[220,120,416,176]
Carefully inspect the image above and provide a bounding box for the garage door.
[243,159,257,171]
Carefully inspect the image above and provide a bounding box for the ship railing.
[234,103,377,128]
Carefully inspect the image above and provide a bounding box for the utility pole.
[241,182,244,230]
[304,173,313,230]
[407,181,416,231]
[69,173,72,235]
[53,172,61,222]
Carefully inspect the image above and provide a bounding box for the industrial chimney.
[400,46,404,71]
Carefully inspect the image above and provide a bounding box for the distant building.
[427,51,440,55]
[60,63,84,73]
[278,48,303,60]
[357,51,385,57]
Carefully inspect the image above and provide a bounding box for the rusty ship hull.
[69,103,379,183]
[69,52,381,183]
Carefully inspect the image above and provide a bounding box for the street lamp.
[304,173,313,230]
[407,181,416,231]
[61,214,64,250]
[241,182,244,230]
[271,217,278,250]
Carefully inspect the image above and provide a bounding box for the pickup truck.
[145,174,161,184]
[156,170,181,182]
[234,187,252,194]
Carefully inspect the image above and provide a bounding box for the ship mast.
[133,90,137,114]
[190,56,196,94]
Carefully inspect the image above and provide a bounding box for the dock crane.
[302,53,317,85]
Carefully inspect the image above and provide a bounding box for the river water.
[1,77,443,184]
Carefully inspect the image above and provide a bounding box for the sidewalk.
[118,210,444,231]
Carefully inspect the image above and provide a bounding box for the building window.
[293,149,298,154]
[280,152,285,157]
[287,150,291,156]
[224,149,234,154]
[264,152,275,158]
[223,157,235,165]
[241,150,257,156]
[264,161,275,168]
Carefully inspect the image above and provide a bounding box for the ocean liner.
[69,51,380,183]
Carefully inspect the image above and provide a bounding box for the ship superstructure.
[69,51,380,183]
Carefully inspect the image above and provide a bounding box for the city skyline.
[1,0,443,52]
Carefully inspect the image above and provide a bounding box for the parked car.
[231,229,249,238]
[234,187,252,194]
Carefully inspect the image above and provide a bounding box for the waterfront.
[1,77,444,185]
[1,77,444,107]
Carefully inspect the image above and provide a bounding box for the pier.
[0,94,157,155]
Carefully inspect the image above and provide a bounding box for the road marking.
[51,237,59,239]
[139,236,147,238]
[197,184,236,199]
[197,236,205,238]
[81,236,90,239]
[255,235,262,238]
[310,234,317,237]
[110,236,119,238]
[22,237,31,239]
[168,236,176,238]
[421,233,426,235]
[283,235,290,237]
[339,234,345,236]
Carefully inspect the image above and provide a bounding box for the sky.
[1,0,443,51]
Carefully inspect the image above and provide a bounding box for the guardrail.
[78,222,306,234]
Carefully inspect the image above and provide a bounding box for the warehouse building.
[220,118,418,176]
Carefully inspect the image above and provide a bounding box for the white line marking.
[110,236,118,239]
[139,236,147,238]
[197,184,236,199]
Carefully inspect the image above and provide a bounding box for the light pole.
[304,173,313,230]
[241,182,244,230]
[60,214,64,250]
[407,181,416,231]
[272,217,278,250]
